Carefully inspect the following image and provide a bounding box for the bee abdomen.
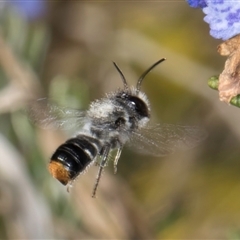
[48,135,101,185]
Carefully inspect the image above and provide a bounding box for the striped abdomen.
[48,135,101,185]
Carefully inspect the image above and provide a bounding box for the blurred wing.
[27,98,86,130]
[127,123,207,156]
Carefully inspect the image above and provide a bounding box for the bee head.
[116,90,150,119]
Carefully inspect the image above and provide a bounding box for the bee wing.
[127,123,207,156]
[27,98,86,130]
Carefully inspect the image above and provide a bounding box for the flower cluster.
[187,0,240,40]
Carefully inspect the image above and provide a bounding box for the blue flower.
[187,0,240,40]
[9,0,46,20]
[186,0,207,8]
[203,1,240,40]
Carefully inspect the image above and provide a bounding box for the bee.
[29,58,206,198]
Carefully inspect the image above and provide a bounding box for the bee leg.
[113,146,123,174]
[92,145,110,198]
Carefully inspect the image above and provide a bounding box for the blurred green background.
[0,1,240,239]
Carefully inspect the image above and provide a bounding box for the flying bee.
[28,58,206,198]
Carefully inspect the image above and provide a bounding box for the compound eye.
[128,96,149,117]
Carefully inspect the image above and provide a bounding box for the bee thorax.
[88,99,116,119]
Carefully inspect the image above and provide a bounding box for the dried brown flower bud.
[217,34,240,102]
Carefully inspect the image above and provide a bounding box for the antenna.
[113,62,128,89]
[136,58,166,92]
